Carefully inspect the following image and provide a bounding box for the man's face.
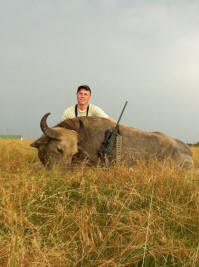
[77,89,91,106]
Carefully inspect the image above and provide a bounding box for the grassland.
[0,139,199,266]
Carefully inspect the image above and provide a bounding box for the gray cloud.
[0,0,199,142]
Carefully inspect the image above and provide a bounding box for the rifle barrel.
[116,101,128,125]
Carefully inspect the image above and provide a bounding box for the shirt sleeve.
[61,106,75,120]
[62,110,68,121]
[91,105,109,118]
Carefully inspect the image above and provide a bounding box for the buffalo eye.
[57,146,63,154]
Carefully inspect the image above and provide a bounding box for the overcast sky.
[1,0,199,143]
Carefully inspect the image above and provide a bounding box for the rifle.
[98,101,128,160]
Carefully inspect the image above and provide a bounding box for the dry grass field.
[0,139,199,266]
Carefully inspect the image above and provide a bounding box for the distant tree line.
[187,142,199,147]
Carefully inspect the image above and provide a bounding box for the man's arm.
[107,117,116,123]
[91,105,116,122]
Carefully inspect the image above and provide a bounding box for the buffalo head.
[31,113,78,170]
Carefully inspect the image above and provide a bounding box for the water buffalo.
[31,113,193,170]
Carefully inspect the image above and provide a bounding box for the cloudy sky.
[1,0,199,143]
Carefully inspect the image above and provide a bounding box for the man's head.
[76,85,91,107]
[77,85,91,94]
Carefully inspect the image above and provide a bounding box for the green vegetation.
[189,142,199,147]
[0,135,22,140]
[0,139,199,266]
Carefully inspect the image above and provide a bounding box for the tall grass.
[0,139,199,266]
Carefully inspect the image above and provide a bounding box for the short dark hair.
[77,85,91,94]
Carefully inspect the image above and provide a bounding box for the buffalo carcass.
[30,113,193,170]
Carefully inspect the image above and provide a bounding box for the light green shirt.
[62,104,109,121]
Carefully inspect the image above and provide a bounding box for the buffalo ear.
[30,140,39,148]
[30,137,48,148]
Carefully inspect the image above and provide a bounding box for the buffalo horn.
[40,113,58,139]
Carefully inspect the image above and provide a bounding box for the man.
[62,85,115,123]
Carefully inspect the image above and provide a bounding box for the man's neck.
[77,104,89,111]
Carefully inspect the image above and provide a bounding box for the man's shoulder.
[63,105,76,114]
[89,104,101,110]
[64,105,75,111]
[89,104,109,118]
[62,105,76,120]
